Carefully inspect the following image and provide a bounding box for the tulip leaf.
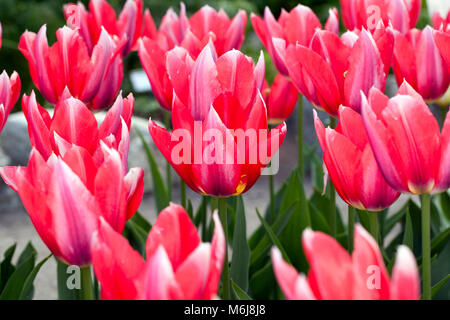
[249,261,276,300]
[402,209,414,251]
[0,244,17,293]
[308,202,331,234]
[0,244,36,300]
[438,192,450,224]
[382,202,407,237]
[427,274,450,299]
[124,219,149,257]
[231,279,252,300]
[57,259,79,300]
[19,254,52,300]
[130,211,152,234]
[256,208,292,265]
[230,196,250,292]
[137,129,169,213]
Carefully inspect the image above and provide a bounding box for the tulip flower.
[434,28,450,74]
[22,91,133,164]
[251,5,339,75]
[432,12,450,30]
[138,4,247,110]
[0,71,21,133]
[393,26,450,102]
[262,74,298,125]
[361,81,450,194]
[64,0,147,55]
[0,142,144,266]
[148,43,286,197]
[340,0,421,33]
[314,107,399,211]
[19,25,123,110]
[272,225,420,300]
[91,203,225,300]
[282,25,393,116]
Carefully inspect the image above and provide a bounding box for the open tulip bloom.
[280,24,394,117]
[0,71,21,133]
[148,43,286,197]
[91,204,225,300]
[272,225,420,300]
[19,25,124,110]
[138,4,247,110]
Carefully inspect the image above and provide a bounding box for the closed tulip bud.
[91,203,225,300]
[361,81,450,194]
[314,107,399,211]
[272,225,420,300]
[262,74,298,125]
[393,26,450,102]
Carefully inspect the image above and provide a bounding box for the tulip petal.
[390,245,420,300]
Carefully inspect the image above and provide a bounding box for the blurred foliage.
[0,0,433,116]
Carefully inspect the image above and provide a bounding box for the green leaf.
[124,219,149,257]
[249,261,276,300]
[137,129,169,213]
[17,242,36,267]
[429,274,450,299]
[308,202,331,234]
[0,244,17,292]
[19,254,52,300]
[130,211,152,234]
[0,247,36,300]
[230,196,250,292]
[383,202,408,237]
[402,209,414,251]
[256,208,291,265]
[231,279,252,300]
[438,192,450,223]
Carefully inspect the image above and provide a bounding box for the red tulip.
[282,25,393,116]
[314,107,399,211]
[340,0,421,33]
[262,74,298,125]
[361,81,450,194]
[64,0,147,55]
[251,5,339,75]
[272,225,420,300]
[148,43,286,196]
[0,71,21,133]
[138,4,247,110]
[91,203,225,300]
[434,28,450,75]
[22,91,133,165]
[393,26,450,102]
[19,25,123,110]
[432,11,450,30]
[0,143,144,266]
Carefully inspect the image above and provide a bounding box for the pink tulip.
[434,28,450,75]
[361,81,450,194]
[340,0,421,33]
[262,74,298,125]
[138,4,247,110]
[19,25,123,110]
[251,5,339,75]
[22,91,133,165]
[314,107,399,211]
[0,71,21,133]
[0,143,144,266]
[282,25,393,116]
[91,203,225,300]
[64,0,146,55]
[272,225,420,300]
[432,11,450,30]
[148,43,286,196]
[393,26,450,102]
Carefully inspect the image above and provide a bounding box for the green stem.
[80,266,94,300]
[369,211,379,245]
[421,194,431,300]
[441,107,448,127]
[329,116,337,237]
[180,180,186,208]
[298,94,304,179]
[164,111,172,200]
[218,197,230,300]
[348,206,355,253]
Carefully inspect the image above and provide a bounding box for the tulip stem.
[329,116,337,237]
[164,111,172,200]
[298,94,304,179]
[369,211,379,244]
[269,174,275,222]
[218,197,230,300]
[348,206,355,253]
[80,266,94,300]
[421,194,431,300]
[181,180,186,208]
